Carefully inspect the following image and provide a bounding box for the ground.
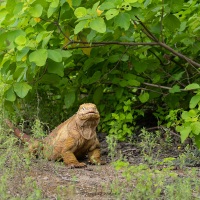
[1,131,200,199]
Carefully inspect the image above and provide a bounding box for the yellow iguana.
[5,103,104,168]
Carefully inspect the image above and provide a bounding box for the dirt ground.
[2,132,185,200]
[2,133,135,200]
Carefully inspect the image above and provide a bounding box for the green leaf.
[191,122,200,135]
[185,83,200,90]
[163,14,180,32]
[105,9,119,20]
[5,87,16,102]
[114,13,130,30]
[47,5,57,18]
[189,95,200,109]
[29,4,43,17]
[89,71,101,84]
[13,82,32,98]
[181,111,191,120]
[123,73,136,80]
[128,79,140,86]
[109,55,120,63]
[64,91,75,109]
[133,61,148,73]
[90,18,106,33]
[48,50,62,62]
[169,85,181,93]
[15,35,26,46]
[60,50,72,58]
[116,87,124,99]
[47,60,64,77]
[124,0,138,2]
[16,47,29,61]
[194,135,200,149]
[74,20,88,34]
[120,3,132,11]
[138,92,149,103]
[50,0,59,8]
[72,0,82,7]
[74,7,87,18]
[29,49,48,66]
[99,2,115,10]
[39,74,61,85]
[92,1,100,13]
[93,86,103,104]
[126,113,133,120]
[119,80,128,87]
[166,0,184,13]
[177,126,191,143]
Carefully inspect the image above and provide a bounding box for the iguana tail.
[5,119,32,143]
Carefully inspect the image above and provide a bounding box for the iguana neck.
[75,116,99,140]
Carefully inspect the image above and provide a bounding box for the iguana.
[5,103,104,168]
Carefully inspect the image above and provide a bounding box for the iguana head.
[77,103,100,120]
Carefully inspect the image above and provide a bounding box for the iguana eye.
[82,107,86,110]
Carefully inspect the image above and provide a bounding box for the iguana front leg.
[88,140,105,165]
[61,137,86,168]
[62,151,86,168]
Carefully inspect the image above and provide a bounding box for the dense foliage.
[1,0,200,144]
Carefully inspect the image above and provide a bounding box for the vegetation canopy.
[1,0,200,146]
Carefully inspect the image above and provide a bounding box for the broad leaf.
[5,87,16,102]
[185,83,200,90]
[16,47,29,61]
[89,71,102,84]
[114,13,130,30]
[116,87,124,99]
[15,35,26,46]
[191,122,200,135]
[189,95,200,109]
[39,74,61,85]
[47,60,64,77]
[179,126,191,143]
[48,50,62,62]
[99,2,115,10]
[74,7,87,18]
[64,91,76,109]
[169,85,181,93]
[93,86,103,104]
[163,14,180,32]
[13,82,32,98]
[29,4,43,17]
[29,49,48,66]
[105,9,119,20]
[139,92,149,103]
[124,0,138,2]
[90,18,106,33]
[166,0,184,13]
[74,20,88,34]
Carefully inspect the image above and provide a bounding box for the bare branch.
[158,42,200,70]
[67,41,158,47]
[64,40,200,70]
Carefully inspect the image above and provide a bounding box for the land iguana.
[5,103,104,168]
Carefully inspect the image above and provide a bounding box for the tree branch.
[67,41,158,47]
[158,41,200,70]
[65,40,200,69]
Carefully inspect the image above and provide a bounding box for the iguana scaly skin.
[5,103,104,168]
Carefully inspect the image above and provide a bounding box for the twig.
[67,41,159,46]
[100,46,130,81]
[158,42,200,70]
[143,82,192,91]
[134,15,200,70]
